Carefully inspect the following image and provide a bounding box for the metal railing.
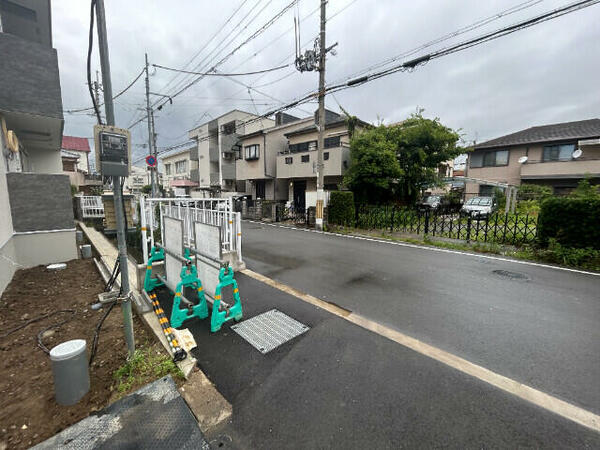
[78,195,104,218]
[140,196,241,265]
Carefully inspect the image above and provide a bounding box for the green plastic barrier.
[211,266,243,332]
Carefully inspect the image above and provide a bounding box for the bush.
[537,196,600,249]
[328,191,355,226]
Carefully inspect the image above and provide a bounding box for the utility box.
[94,125,131,176]
[102,192,135,235]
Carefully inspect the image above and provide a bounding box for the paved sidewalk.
[155,273,600,449]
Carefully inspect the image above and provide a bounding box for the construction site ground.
[0,259,169,449]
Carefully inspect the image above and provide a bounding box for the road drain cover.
[492,269,530,281]
[231,309,309,354]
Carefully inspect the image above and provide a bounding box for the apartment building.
[237,112,313,201]
[0,0,77,294]
[277,110,368,210]
[188,110,274,196]
[466,119,600,196]
[161,146,198,195]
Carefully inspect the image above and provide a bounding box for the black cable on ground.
[1,309,75,339]
[36,311,78,354]
[88,300,117,366]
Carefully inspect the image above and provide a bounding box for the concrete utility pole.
[145,53,158,198]
[95,0,135,357]
[315,0,327,231]
[150,109,159,194]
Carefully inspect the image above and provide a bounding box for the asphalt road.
[158,273,600,449]
[241,221,600,415]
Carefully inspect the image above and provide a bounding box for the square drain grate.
[231,309,309,354]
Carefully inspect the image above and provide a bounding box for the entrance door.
[293,180,306,211]
[255,179,266,199]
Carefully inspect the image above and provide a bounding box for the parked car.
[418,195,442,211]
[460,196,497,218]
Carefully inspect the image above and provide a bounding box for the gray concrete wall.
[12,230,77,267]
[6,172,74,232]
[0,33,62,119]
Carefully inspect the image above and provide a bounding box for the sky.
[53,0,600,166]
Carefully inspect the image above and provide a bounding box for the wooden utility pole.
[145,53,158,198]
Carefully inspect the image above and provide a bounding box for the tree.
[344,125,403,204]
[345,113,462,204]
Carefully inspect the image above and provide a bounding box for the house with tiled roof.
[465,118,600,196]
[61,135,91,173]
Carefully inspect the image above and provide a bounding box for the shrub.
[328,191,355,226]
[537,196,600,249]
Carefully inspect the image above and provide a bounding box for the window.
[479,185,495,197]
[255,180,266,199]
[165,163,171,175]
[245,144,259,160]
[308,141,317,151]
[285,157,293,164]
[470,150,509,168]
[543,143,575,162]
[175,160,187,174]
[324,152,329,161]
[324,136,340,148]
[301,155,309,163]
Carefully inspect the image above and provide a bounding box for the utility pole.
[144,53,158,198]
[150,109,159,194]
[95,0,135,357]
[315,0,327,231]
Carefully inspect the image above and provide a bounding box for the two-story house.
[161,146,198,195]
[61,135,102,193]
[188,110,274,196]
[0,0,77,294]
[237,112,313,201]
[277,110,368,210]
[466,119,600,197]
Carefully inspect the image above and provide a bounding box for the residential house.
[0,0,77,294]
[237,112,313,201]
[161,146,197,195]
[466,119,600,197]
[188,110,274,196]
[277,109,368,210]
[61,135,102,193]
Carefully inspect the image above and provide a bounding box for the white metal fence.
[140,197,241,265]
[78,195,104,218]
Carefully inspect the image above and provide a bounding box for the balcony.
[276,146,350,179]
[210,172,220,186]
[0,33,63,154]
[520,158,600,180]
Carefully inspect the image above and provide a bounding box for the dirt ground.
[0,259,156,449]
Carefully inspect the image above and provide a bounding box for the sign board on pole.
[145,154,157,168]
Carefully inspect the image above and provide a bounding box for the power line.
[147,0,600,160]
[152,62,292,77]
[66,66,145,113]
[86,0,101,123]
[157,0,252,96]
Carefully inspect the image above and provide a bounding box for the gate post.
[466,212,472,242]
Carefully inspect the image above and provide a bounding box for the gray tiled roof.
[475,119,600,149]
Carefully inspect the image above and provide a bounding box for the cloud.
[52,0,600,164]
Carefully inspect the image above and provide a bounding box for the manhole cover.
[492,269,530,281]
[231,309,309,354]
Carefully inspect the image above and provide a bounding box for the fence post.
[424,209,430,235]
[140,196,148,264]
[390,206,395,233]
[466,212,472,242]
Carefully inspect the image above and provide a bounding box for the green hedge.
[328,191,355,226]
[537,197,600,249]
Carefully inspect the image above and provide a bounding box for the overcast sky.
[53,0,600,165]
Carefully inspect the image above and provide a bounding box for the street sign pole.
[96,0,135,357]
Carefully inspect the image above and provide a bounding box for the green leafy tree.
[344,125,403,204]
[345,113,462,204]
[569,177,600,200]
